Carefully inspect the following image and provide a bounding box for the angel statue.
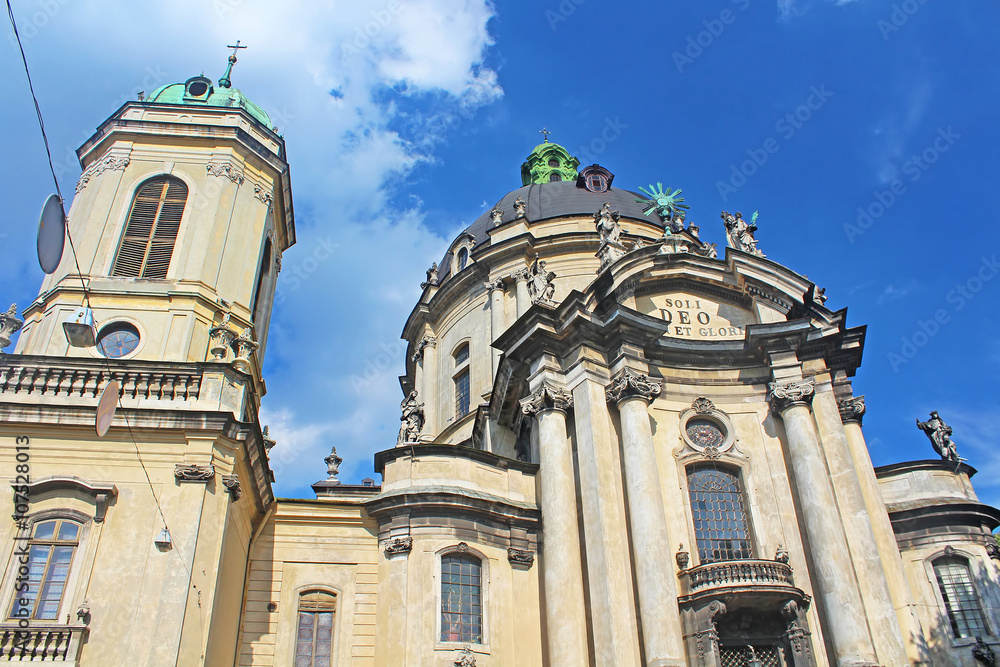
[916,411,959,462]
[526,256,556,304]
[397,390,425,446]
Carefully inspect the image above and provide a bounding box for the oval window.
[97,322,141,358]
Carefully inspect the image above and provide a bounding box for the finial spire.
[218,40,247,89]
[539,127,550,143]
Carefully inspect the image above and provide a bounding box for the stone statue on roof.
[513,196,526,219]
[490,204,503,227]
[916,411,959,462]
[525,256,556,305]
[397,390,424,446]
[594,202,623,246]
[722,211,764,257]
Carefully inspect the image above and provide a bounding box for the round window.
[97,323,141,358]
[686,418,725,449]
[187,80,209,97]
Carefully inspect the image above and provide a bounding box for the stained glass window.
[295,590,337,667]
[934,557,989,638]
[686,418,725,449]
[9,519,80,621]
[687,467,753,563]
[441,554,482,643]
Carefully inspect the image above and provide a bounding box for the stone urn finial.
[0,304,23,351]
[325,446,343,483]
[232,327,258,374]
[209,312,237,360]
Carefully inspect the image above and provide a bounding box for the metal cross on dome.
[227,40,247,58]
[539,127,550,143]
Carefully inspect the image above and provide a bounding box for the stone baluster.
[521,382,588,667]
[606,367,686,667]
[769,379,880,667]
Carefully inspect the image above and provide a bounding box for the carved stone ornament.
[325,446,343,483]
[75,155,130,193]
[676,543,690,570]
[484,277,505,292]
[175,464,216,482]
[76,600,91,625]
[232,327,258,374]
[605,367,662,405]
[692,396,715,414]
[507,547,535,567]
[986,541,1000,562]
[838,395,866,426]
[253,184,273,206]
[420,262,439,289]
[513,196,526,219]
[222,475,242,501]
[262,425,277,453]
[489,205,503,227]
[410,335,437,363]
[768,380,815,414]
[525,256,556,305]
[454,645,477,667]
[456,542,470,553]
[209,312,237,360]
[520,382,573,417]
[973,636,997,667]
[916,410,960,463]
[814,287,828,304]
[775,544,789,564]
[722,210,765,257]
[0,304,24,351]
[658,234,689,256]
[206,161,245,185]
[691,241,719,259]
[397,390,425,446]
[384,536,413,555]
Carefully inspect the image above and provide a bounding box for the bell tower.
[15,49,295,381]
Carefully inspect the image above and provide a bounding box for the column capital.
[410,335,437,363]
[838,395,866,425]
[521,381,573,416]
[605,367,662,406]
[484,277,506,292]
[768,379,815,414]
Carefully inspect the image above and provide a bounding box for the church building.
[2,59,999,667]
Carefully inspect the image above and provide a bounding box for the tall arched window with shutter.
[112,176,187,279]
[295,589,337,666]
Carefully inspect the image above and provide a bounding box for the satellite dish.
[96,380,120,437]
[37,194,66,274]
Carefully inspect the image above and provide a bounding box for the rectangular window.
[935,557,990,638]
[9,519,79,621]
[441,555,482,643]
[454,369,470,417]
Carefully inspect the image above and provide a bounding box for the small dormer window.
[457,247,468,271]
[588,174,605,191]
[184,76,213,100]
[577,164,614,193]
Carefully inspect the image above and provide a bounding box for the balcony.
[0,624,87,663]
[679,559,804,605]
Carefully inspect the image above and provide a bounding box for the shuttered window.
[295,590,336,667]
[112,177,187,278]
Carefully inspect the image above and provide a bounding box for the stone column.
[769,380,880,667]
[606,368,686,667]
[521,382,589,667]
[812,387,907,666]
[839,396,925,665]
[486,278,506,376]
[514,269,530,319]
[418,336,438,438]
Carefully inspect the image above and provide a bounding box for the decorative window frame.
[452,340,472,421]
[87,316,146,361]
[284,583,342,667]
[450,233,476,276]
[434,543,490,652]
[674,397,740,463]
[0,509,93,626]
[105,170,197,280]
[923,545,1000,647]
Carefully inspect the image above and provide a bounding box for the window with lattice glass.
[454,369,471,417]
[687,467,753,563]
[441,554,482,643]
[8,519,80,621]
[295,590,337,667]
[112,177,187,278]
[719,645,783,667]
[934,556,990,638]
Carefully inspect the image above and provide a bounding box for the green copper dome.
[146,58,272,129]
[521,141,580,185]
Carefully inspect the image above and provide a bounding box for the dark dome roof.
[435,181,665,283]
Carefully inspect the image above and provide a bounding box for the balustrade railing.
[0,624,86,662]
[686,559,794,592]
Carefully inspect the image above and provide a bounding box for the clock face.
[97,324,140,358]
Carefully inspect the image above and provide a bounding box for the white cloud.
[14,0,502,495]
[876,282,915,305]
[870,78,933,184]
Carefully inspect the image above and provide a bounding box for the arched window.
[456,247,468,272]
[440,553,482,643]
[8,518,81,621]
[934,556,989,638]
[687,467,753,563]
[454,343,470,418]
[295,589,337,666]
[112,176,187,279]
[548,172,562,182]
[252,238,273,323]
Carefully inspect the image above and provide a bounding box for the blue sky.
[2,0,998,504]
